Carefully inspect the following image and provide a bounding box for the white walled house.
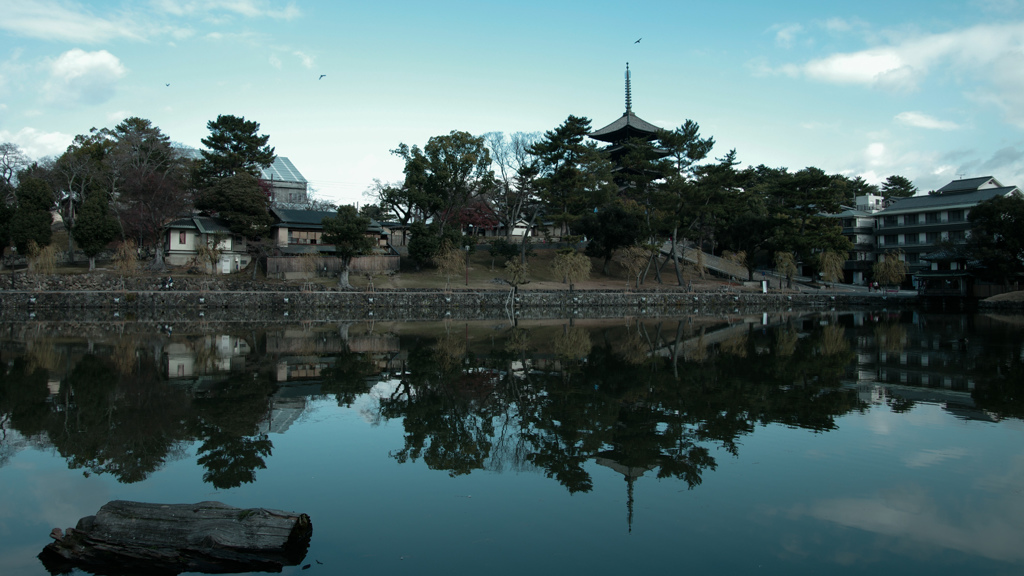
[164,216,251,274]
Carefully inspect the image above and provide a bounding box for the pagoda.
[589,63,670,167]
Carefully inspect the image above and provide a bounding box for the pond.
[2,310,1023,575]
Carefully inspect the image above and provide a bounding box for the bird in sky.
[165,83,170,87]
[634,37,641,43]
[319,74,326,80]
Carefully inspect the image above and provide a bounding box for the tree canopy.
[197,115,276,185]
[195,172,273,239]
[967,193,1024,284]
[880,175,918,198]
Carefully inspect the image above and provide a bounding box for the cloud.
[823,18,853,32]
[794,22,1024,92]
[152,0,301,21]
[0,127,73,159]
[865,142,886,166]
[979,145,1024,173]
[43,49,127,106]
[903,447,968,468]
[0,1,143,43]
[895,111,960,130]
[772,24,804,48]
[269,54,282,69]
[293,51,314,69]
[796,485,1024,563]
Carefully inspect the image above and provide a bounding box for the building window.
[179,231,186,245]
[947,210,964,223]
[926,232,940,244]
[949,230,967,243]
[904,214,919,225]
[907,252,919,264]
[926,212,940,224]
[289,230,322,245]
[884,234,898,246]
[883,216,898,227]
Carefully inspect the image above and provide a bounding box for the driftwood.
[39,500,312,575]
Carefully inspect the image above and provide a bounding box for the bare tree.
[0,142,29,203]
[551,248,591,291]
[484,132,541,241]
[873,250,908,287]
[433,240,465,291]
[774,251,797,289]
[817,250,845,287]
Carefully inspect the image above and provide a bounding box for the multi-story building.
[872,176,1021,279]
[836,194,886,284]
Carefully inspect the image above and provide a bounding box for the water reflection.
[1,312,1022,497]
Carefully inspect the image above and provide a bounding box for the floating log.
[39,500,312,575]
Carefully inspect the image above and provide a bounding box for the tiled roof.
[936,176,1000,193]
[271,207,336,226]
[166,217,198,229]
[164,215,233,234]
[589,111,663,142]
[877,187,1019,214]
[193,216,232,234]
[271,208,388,235]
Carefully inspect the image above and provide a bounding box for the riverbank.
[0,270,921,323]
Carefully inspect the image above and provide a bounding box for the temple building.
[589,63,670,169]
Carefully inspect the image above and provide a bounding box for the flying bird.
[634,37,641,43]
[165,83,170,87]
[319,74,326,80]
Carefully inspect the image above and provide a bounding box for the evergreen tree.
[73,193,121,270]
[10,176,54,254]
[576,201,643,275]
[880,175,918,198]
[530,116,615,237]
[967,194,1024,285]
[195,172,273,239]
[321,204,374,288]
[197,114,275,186]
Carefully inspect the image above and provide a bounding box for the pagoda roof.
[589,111,663,143]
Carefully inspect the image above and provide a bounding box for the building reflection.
[1,312,1021,497]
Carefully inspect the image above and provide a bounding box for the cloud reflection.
[797,483,1024,563]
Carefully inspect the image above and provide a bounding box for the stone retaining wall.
[0,285,915,323]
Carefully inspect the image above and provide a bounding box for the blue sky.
[2,0,1024,205]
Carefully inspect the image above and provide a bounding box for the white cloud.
[804,48,914,89]
[895,111,960,130]
[0,1,143,43]
[293,51,314,69]
[797,485,1024,563]
[152,0,301,21]
[797,21,1024,92]
[866,142,886,166]
[269,54,282,69]
[0,127,73,159]
[43,49,128,106]
[823,18,852,32]
[903,448,968,468]
[772,24,803,48]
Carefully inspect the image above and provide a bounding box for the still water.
[2,311,1024,575]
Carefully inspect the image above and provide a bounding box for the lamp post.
[465,224,473,286]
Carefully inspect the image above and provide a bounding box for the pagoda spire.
[625,62,632,114]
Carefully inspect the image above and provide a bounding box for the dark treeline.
[9,112,994,289]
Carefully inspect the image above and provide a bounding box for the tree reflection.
[0,315,881,493]
[192,372,276,489]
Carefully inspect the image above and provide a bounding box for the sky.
[3,0,1024,206]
